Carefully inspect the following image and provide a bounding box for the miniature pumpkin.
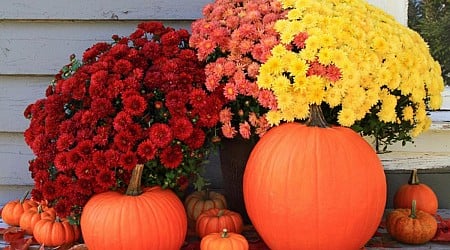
[1,191,38,226]
[19,204,57,234]
[393,169,438,215]
[196,208,243,238]
[33,217,81,247]
[200,229,249,250]
[81,164,187,250]
[243,106,387,250]
[184,189,227,221]
[386,200,438,244]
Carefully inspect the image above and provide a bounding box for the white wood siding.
[0,0,448,205]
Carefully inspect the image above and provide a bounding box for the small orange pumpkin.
[200,229,249,250]
[19,204,57,235]
[393,169,438,215]
[196,208,243,238]
[1,191,38,226]
[33,217,81,247]
[184,189,227,221]
[386,200,438,244]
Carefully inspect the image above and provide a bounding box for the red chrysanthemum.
[119,151,138,171]
[23,21,220,222]
[159,145,183,169]
[122,93,147,116]
[183,128,206,150]
[170,117,194,140]
[137,140,156,161]
[148,123,173,148]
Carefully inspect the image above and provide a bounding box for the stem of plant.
[126,164,144,196]
[20,190,30,204]
[221,229,229,238]
[408,169,420,185]
[409,200,417,219]
[305,104,329,128]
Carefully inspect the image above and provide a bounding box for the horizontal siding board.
[366,0,408,25]
[0,76,50,132]
[380,151,450,170]
[0,132,34,185]
[0,20,192,75]
[0,0,211,20]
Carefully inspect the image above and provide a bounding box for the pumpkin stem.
[19,190,30,204]
[408,169,420,185]
[221,229,229,238]
[204,187,210,200]
[305,104,329,128]
[217,209,225,217]
[37,204,44,214]
[126,164,144,196]
[410,200,417,219]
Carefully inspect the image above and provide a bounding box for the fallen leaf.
[67,244,88,250]
[7,237,33,250]
[2,227,26,243]
[431,215,450,242]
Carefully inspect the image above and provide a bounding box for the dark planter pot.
[219,136,257,224]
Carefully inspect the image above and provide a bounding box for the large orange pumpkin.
[393,169,438,215]
[80,164,187,250]
[243,107,387,250]
[1,191,38,226]
[196,208,243,238]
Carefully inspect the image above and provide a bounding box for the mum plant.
[189,0,287,140]
[23,21,223,221]
[192,0,445,151]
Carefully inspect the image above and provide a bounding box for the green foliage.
[409,0,450,86]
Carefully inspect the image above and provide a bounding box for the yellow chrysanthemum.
[272,44,288,58]
[299,47,317,62]
[272,75,292,93]
[288,56,308,77]
[256,70,273,89]
[402,106,414,122]
[317,47,333,65]
[338,108,357,127]
[305,77,326,104]
[262,0,444,139]
[429,94,443,110]
[262,56,284,76]
[324,86,343,107]
[266,110,282,126]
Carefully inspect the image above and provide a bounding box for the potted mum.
[191,0,445,226]
[189,0,287,223]
[242,0,442,249]
[23,21,223,223]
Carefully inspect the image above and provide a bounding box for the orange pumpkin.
[81,164,187,250]
[200,229,249,250]
[393,169,438,215]
[19,204,56,235]
[196,208,243,238]
[1,191,38,226]
[243,106,387,250]
[184,189,227,221]
[386,200,438,244]
[33,217,81,247]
